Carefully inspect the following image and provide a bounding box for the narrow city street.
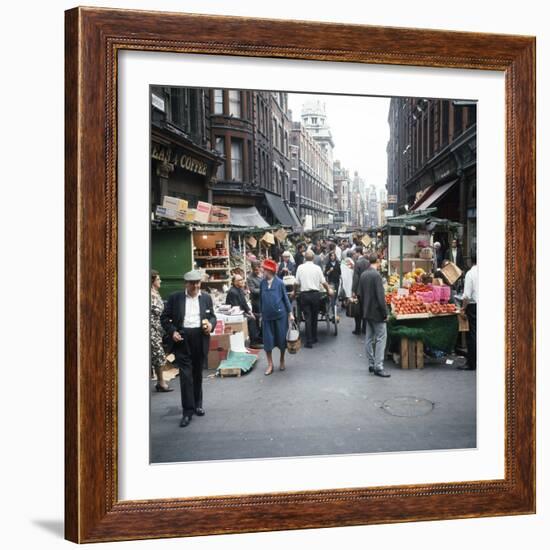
[150,314,476,463]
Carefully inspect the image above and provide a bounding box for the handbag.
[286,320,301,354]
[346,299,361,318]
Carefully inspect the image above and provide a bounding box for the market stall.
[380,209,464,369]
[382,208,462,286]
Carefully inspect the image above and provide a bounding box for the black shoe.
[368,366,374,373]
[195,407,205,416]
[155,384,174,393]
[352,330,361,335]
[305,343,313,348]
[313,338,319,344]
[179,415,192,427]
[457,365,476,370]
[374,369,391,378]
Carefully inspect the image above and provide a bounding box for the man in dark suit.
[351,246,370,335]
[277,251,296,278]
[226,273,261,347]
[444,238,464,270]
[161,270,217,427]
[357,253,390,378]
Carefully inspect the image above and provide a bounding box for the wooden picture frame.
[65,6,536,543]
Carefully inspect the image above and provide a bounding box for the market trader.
[458,252,478,370]
[226,273,261,348]
[161,270,217,428]
[294,250,334,348]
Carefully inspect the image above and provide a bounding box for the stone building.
[290,120,333,227]
[365,184,379,228]
[351,171,366,227]
[333,160,352,225]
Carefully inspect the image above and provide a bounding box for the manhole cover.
[381,396,434,417]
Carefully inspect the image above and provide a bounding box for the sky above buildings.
[287,93,391,193]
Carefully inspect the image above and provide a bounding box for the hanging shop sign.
[151,145,208,176]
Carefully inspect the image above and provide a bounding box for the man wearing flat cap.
[161,270,217,427]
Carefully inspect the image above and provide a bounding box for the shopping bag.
[346,299,361,318]
[286,321,301,354]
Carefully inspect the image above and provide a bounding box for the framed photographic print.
[65,6,536,543]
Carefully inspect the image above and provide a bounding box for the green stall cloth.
[388,315,459,352]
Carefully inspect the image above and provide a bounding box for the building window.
[215,137,225,180]
[213,89,224,114]
[228,90,241,118]
[311,117,317,125]
[454,104,463,138]
[231,139,243,181]
[442,101,449,146]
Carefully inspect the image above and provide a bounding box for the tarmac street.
[150,315,476,463]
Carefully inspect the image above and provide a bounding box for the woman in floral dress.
[151,270,173,392]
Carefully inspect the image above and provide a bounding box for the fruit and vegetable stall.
[380,209,464,369]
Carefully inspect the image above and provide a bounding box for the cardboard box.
[184,209,195,222]
[194,201,212,223]
[458,312,470,332]
[208,332,232,369]
[163,195,188,212]
[247,236,257,248]
[155,205,187,222]
[223,320,249,339]
[361,235,372,247]
[207,348,228,369]
[432,278,444,286]
[209,205,231,224]
[441,261,463,286]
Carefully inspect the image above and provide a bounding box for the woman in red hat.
[259,258,294,375]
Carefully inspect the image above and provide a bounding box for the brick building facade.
[387,97,477,258]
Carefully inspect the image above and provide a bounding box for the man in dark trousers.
[351,247,370,335]
[458,252,478,370]
[294,243,305,268]
[357,253,390,378]
[161,270,217,427]
[294,250,333,348]
[226,273,261,347]
[246,261,263,345]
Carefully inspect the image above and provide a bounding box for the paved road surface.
[150,315,476,463]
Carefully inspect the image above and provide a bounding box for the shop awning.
[264,192,297,227]
[230,206,269,228]
[411,179,458,211]
[288,206,302,228]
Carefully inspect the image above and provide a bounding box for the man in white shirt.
[294,250,333,348]
[161,270,217,427]
[458,253,478,371]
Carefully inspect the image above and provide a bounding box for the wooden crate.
[219,367,242,378]
[400,337,424,369]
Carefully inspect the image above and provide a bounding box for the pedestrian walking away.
[294,250,334,348]
[160,270,217,427]
[259,259,294,375]
[357,253,391,378]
